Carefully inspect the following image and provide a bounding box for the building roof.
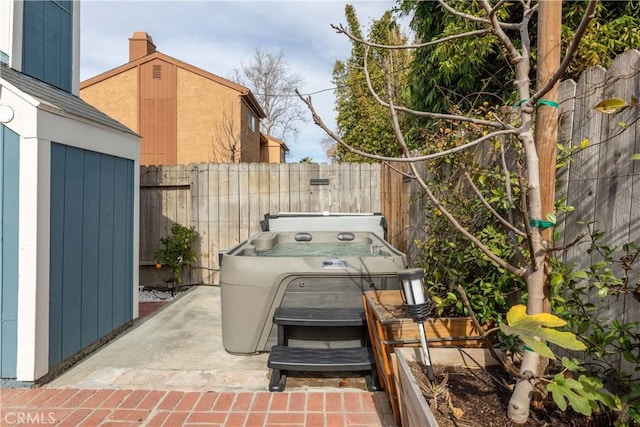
[260,133,290,153]
[80,50,267,119]
[1,63,138,136]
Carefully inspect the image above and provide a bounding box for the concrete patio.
[0,286,396,426]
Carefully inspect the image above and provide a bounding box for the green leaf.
[561,357,584,372]
[594,98,628,114]
[579,139,589,149]
[573,270,589,279]
[550,273,563,287]
[631,154,640,161]
[548,379,568,411]
[546,213,557,225]
[547,374,593,416]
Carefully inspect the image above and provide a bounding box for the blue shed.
[1,0,140,382]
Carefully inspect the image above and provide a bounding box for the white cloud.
[80,0,404,162]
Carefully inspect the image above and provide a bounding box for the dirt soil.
[409,362,616,427]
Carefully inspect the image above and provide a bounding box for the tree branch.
[478,0,521,63]
[332,23,492,50]
[500,142,528,266]
[296,90,517,163]
[462,169,527,238]
[516,161,537,272]
[547,232,587,253]
[381,63,525,278]
[360,45,511,130]
[383,161,416,180]
[456,284,520,378]
[436,0,521,30]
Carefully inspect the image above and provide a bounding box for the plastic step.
[267,346,375,371]
[273,307,365,327]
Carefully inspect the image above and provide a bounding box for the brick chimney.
[129,32,156,61]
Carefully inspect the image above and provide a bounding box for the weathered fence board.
[561,66,606,264]
[551,50,640,379]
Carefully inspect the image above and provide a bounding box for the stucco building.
[261,134,289,163]
[80,32,287,165]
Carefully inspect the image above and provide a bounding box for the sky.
[79,0,407,163]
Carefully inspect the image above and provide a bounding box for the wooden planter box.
[392,347,501,427]
[393,347,439,427]
[363,290,487,426]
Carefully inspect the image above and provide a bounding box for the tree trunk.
[507,128,547,422]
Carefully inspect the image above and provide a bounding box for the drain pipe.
[398,268,436,383]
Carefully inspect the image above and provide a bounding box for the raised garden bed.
[393,347,617,426]
[363,290,488,425]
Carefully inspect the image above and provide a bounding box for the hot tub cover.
[260,212,388,240]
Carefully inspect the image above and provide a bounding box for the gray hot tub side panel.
[220,259,407,354]
[221,270,404,354]
[219,230,408,354]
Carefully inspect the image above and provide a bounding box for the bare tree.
[298,1,601,424]
[211,103,245,163]
[233,49,307,142]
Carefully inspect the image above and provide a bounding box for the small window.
[153,65,162,79]
[248,112,257,132]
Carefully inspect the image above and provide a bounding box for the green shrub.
[153,223,198,284]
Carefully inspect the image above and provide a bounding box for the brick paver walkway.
[0,387,395,426]
[138,301,171,320]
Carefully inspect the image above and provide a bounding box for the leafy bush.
[153,223,198,284]
[415,109,526,328]
[549,230,640,424]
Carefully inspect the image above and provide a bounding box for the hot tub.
[220,213,408,354]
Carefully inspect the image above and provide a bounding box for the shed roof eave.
[37,103,140,138]
[1,78,42,109]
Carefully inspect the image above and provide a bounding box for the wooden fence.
[555,50,640,377]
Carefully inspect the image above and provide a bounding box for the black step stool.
[267,307,379,392]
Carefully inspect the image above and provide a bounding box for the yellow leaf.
[528,312,567,327]
[506,305,566,327]
[506,304,527,324]
[594,98,628,114]
[580,139,589,149]
[451,406,464,420]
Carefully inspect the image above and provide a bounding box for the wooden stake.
[535,0,562,244]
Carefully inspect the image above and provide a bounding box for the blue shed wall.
[0,125,20,378]
[22,0,73,92]
[49,143,134,368]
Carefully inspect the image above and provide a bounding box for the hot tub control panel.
[322,259,348,268]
